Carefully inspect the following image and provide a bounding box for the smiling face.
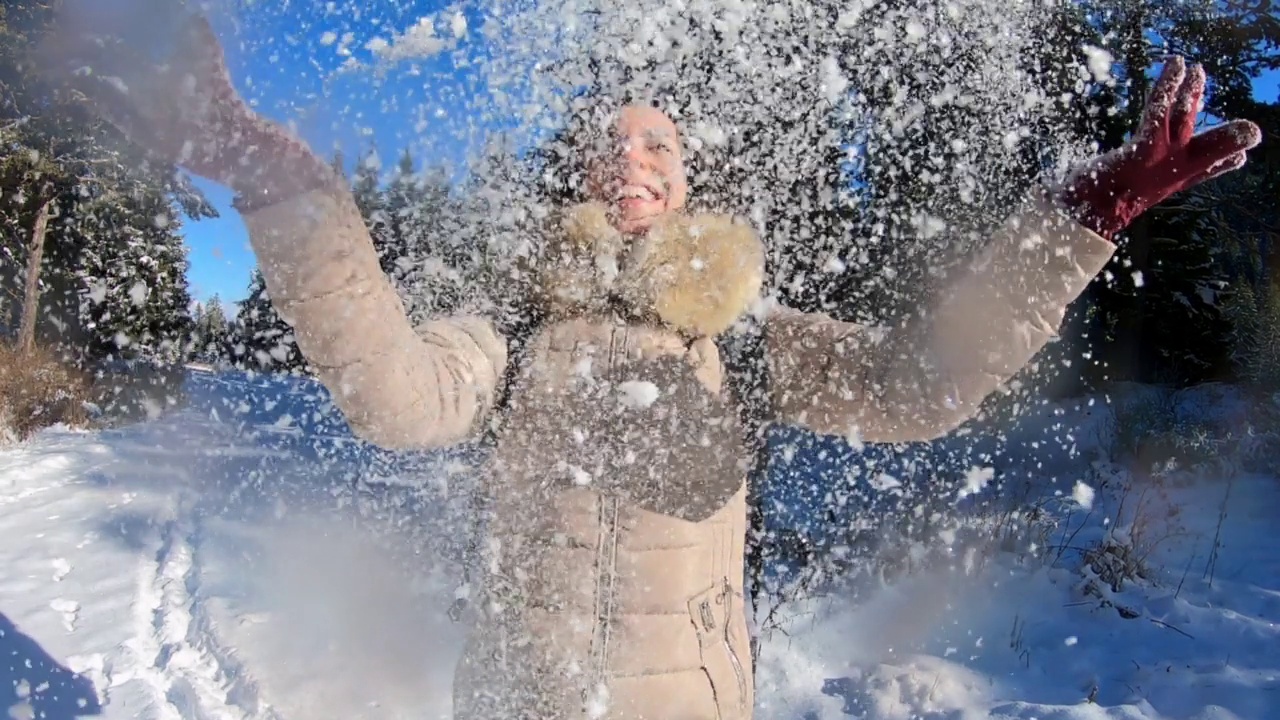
[584,104,689,235]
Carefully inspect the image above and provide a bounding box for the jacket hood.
[534,202,766,338]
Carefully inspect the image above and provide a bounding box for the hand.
[1058,55,1263,240]
[42,14,332,201]
[43,15,248,181]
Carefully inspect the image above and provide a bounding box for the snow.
[1082,46,1116,85]
[761,468,1280,720]
[1073,480,1096,510]
[3,370,1279,720]
[616,379,661,409]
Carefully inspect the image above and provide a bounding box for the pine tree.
[0,0,214,365]
[391,162,476,324]
[343,144,482,326]
[189,294,230,364]
[383,148,419,281]
[65,189,197,363]
[351,147,395,275]
[226,269,310,375]
[1063,0,1280,386]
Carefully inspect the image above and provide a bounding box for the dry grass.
[0,342,90,443]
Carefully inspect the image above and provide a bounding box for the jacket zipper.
[721,581,748,710]
[591,496,621,695]
[591,327,623,697]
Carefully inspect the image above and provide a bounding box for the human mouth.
[614,183,665,221]
[617,183,661,202]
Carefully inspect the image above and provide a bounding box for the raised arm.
[235,173,507,449]
[765,192,1113,443]
[54,16,506,449]
[767,56,1261,444]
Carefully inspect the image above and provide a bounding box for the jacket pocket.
[688,581,750,719]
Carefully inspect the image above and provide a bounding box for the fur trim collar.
[534,202,765,338]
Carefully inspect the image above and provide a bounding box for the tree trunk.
[17,195,53,354]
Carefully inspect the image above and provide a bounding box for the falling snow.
[616,380,660,409]
[8,1,1274,719]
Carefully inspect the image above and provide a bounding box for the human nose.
[616,136,651,170]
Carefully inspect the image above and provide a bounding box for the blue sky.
[179,4,1280,307]
[181,0,505,305]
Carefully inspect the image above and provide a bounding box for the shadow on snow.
[0,612,102,719]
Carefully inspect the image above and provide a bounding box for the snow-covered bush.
[1108,382,1280,479]
[0,341,89,442]
[1057,382,1280,615]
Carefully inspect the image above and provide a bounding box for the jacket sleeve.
[764,190,1116,444]
[235,177,508,450]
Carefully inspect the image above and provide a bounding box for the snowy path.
[1,374,467,720]
[0,424,276,720]
[2,372,1279,719]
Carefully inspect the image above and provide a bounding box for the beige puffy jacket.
[238,177,1114,719]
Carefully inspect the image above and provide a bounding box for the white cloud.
[366,17,449,63]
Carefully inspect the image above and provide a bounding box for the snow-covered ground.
[3,369,1278,720]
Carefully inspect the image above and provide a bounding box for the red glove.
[1058,56,1263,241]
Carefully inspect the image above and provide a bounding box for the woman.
[60,17,1259,720]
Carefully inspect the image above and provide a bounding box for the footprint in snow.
[51,557,72,582]
[50,598,80,632]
